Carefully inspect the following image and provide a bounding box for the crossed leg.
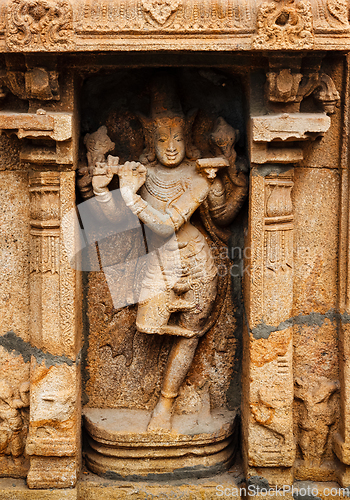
[147,277,217,431]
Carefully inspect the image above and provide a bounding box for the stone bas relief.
[295,376,340,471]
[6,0,74,51]
[0,347,30,478]
[78,70,247,476]
[0,0,347,489]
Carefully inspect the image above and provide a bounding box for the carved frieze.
[75,0,256,33]
[0,0,347,50]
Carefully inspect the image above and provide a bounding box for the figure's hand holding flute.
[93,154,230,181]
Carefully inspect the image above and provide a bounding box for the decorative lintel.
[0,0,347,52]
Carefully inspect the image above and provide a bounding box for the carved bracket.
[0,110,73,165]
[265,57,340,114]
[5,67,60,101]
[0,56,61,101]
[250,112,331,164]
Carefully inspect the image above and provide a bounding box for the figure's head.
[138,72,200,166]
[84,125,115,168]
[153,117,186,167]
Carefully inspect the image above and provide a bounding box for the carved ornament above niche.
[0,0,347,51]
[6,0,74,51]
[253,0,314,50]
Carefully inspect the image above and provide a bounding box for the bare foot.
[147,396,174,432]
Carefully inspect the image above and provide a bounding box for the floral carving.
[141,0,182,26]
[253,0,314,50]
[7,0,74,51]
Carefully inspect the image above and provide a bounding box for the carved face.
[154,123,186,167]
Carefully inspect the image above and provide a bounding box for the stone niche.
[78,67,248,479]
[0,0,350,498]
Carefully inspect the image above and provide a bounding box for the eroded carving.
[0,380,29,458]
[0,347,30,478]
[295,375,340,467]
[265,179,293,273]
[265,59,340,114]
[253,0,314,50]
[314,73,341,114]
[312,0,349,31]
[251,384,294,447]
[29,172,60,275]
[7,0,74,51]
[75,0,256,33]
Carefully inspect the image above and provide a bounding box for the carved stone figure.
[78,73,247,446]
[0,379,29,459]
[295,375,340,467]
[85,74,247,433]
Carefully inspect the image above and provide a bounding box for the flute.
[92,155,229,177]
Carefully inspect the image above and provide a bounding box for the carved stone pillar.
[0,95,80,488]
[26,171,80,489]
[244,110,332,487]
[333,55,350,487]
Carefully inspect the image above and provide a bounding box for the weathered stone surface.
[0,0,349,492]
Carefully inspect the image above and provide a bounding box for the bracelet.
[93,190,112,203]
[125,194,148,215]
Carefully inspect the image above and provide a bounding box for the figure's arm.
[118,163,211,237]
[207,167,248,226]
[91,163,126,224]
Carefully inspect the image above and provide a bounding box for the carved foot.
[147,396,174,432]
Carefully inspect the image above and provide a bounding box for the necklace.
[145,166,187,203]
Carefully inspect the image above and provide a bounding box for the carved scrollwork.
[6,0,74,51]
[253,0,314,50]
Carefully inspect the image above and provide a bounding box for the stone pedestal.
[84,408,237,479]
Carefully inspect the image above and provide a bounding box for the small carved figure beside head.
[78,125,116,199]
